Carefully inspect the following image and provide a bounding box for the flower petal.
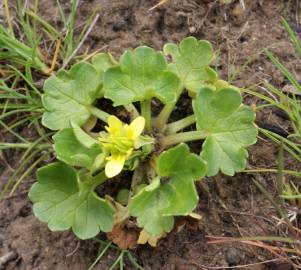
[107,115,123,135]
[128,117,145,139]
[105,154,126,178]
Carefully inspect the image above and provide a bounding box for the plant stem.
[124,103,139,120]
[127,252,144,270]
[108,250,125,270]
[0,149,41,200]
[62,13,100,69]
[9,152,50,196]
[276,142,284,206]
[252,178,290,228]
[161,131,208,147]
[140,100,152,132]
[3,0,14,37]
[65,0,77,59]
[0,142,50,150]
[166,115,196,134]
[154,102,175,131]
[281,194,301,199]
[91,170,107,189]
[129,165,144,200]
[88,106,110,123]
[88,241,112,270]
[154,84,184,130]
[243,168,301,178]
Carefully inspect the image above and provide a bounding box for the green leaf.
[53,128,102,169]
[158,143,207,179]
[91,53,115,90]
[42,62,100,130]
[103,46,181,106]
[29,162,114,240]
[92,53,115,75]
[128,177,174,236]
[193,87,257,176]
[163,36,217,92]
[129,144,206,236]
[70,121,99,148]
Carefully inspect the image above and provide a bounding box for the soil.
[1,0,301,269]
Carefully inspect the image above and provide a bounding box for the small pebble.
[225,247,242,266]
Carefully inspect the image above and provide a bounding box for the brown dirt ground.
[1,0,301,269]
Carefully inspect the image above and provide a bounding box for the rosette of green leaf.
[29,162,115,239]
[103,46,181,106]
[42,61,110,130]
[128,144,206,236]
[163,36,217,93]
[53,128,104,171]
[192,87,257,176]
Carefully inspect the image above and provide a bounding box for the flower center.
[100,135,134,156]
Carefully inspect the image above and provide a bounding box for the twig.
[207,237,301,257]
[196,0,218,32]
[0,251,17,268]
[191,258,288,269]
[66,241,80,257]
[149,0,169,11]
[259,85,279,102]
[48,39,62,74]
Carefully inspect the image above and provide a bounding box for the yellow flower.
[99,115,145,178]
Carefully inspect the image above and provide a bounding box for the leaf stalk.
[161,131,208,147]
[166,115,196,134]
[140,100,152,132]
[87,106,110,123]
[91,170,107,189]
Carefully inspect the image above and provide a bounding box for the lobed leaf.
[193,87,257,176]
[92,53,115,83]
[70,121,99,148]
[53,128,103,170]
[163,36,217,92]
[158,142,206,179]
[42,57,113,130]
[103,46,181,106]
[128,177,174,236]
[29,162,115,239]
[129,144,206,236]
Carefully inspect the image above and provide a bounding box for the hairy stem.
[161,131,208,147]
[166,115,196,134]
[140,100,152,132]
[88,106,110,123]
